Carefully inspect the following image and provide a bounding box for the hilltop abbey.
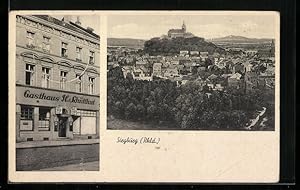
[167,21,194,38]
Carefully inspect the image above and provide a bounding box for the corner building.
[15,15,100,142]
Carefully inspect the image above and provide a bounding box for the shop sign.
[70,107,77,115]
[56,106,62,114]
[23,89,96,105]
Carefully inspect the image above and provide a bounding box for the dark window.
[89,51,94,64]
[21,106,34,120]
[20,106,34,131]
[61,42,68,57]
[25,64,35,85]
[25,72,31,85]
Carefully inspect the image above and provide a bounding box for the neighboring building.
[200,52,209,61]
[15,15,100,142]
[163,67,179,78]
[243,62,254,72]
[179,50,189,57]
[132,67,152,81]
[190,51,199,56]
[228,72,243,89]
[171,60,179,65]
[152,62,162,76]
[122,66,133,78]
[245,50,258,56]
[232,63,245,74]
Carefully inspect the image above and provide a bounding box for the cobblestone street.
[39,161,99,171]
[16,139,99,171]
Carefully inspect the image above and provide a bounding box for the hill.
[107,38,145,48]
[144,37,226,55]
[208,35,273,44]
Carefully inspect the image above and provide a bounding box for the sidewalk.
[39,161,99,171]
[16,138,99,149]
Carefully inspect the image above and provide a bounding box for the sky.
[52,15,100,35]
[107,13,278,40]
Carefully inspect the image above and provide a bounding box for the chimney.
[62,15,72,23]
[86,27,94,33]
[75,16,81,26]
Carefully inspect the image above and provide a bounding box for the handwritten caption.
[116,137,160,145]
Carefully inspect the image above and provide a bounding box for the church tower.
[182,21,186,33]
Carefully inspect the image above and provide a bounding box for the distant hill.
[144,37,226,55]
[208,35,273,44]
[108,38,145,48]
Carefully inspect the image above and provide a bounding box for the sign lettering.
[23,90,96,105]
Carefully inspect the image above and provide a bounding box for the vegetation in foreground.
[107,67,275,130]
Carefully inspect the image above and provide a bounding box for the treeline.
[143,37,226,56]
[107,66,274,129]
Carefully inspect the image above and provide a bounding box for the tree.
[113,101,125,119]
[125,103,137,120]
[136,104,146,120]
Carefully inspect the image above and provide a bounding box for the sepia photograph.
[107,14,276,131]
[15,14,100,171]
[8,10,282,183]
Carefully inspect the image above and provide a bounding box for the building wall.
[16,15,100,95]
[15,15,100,142]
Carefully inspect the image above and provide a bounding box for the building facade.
[167,21,194,38]
[15,15,100,142]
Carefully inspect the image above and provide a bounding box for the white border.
[9,10,280,183]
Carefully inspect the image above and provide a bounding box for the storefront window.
[39,107,50,131]
[21,106,34,120]
[77,110,96,117]
[20,106,34,131]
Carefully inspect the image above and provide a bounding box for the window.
[38,107,50,131]
[61,42,68,57]
[88,77,95,94]
[26,31,35,47]
[41,67,50,88]
[75,74,82,92]
[89,51,94,64]
[76,47,82,61]
[25,64,35,85]
[20,106,34,131]
[76,110,96,117]
[21,106,34,120]
[42,36,50,52]
[60,71,67,90]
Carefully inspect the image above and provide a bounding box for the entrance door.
[58,117,67,137]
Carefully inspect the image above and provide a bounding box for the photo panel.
[107,13,277,131]
[13,13,100,171]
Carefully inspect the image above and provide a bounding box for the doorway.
[58,117,67,137]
